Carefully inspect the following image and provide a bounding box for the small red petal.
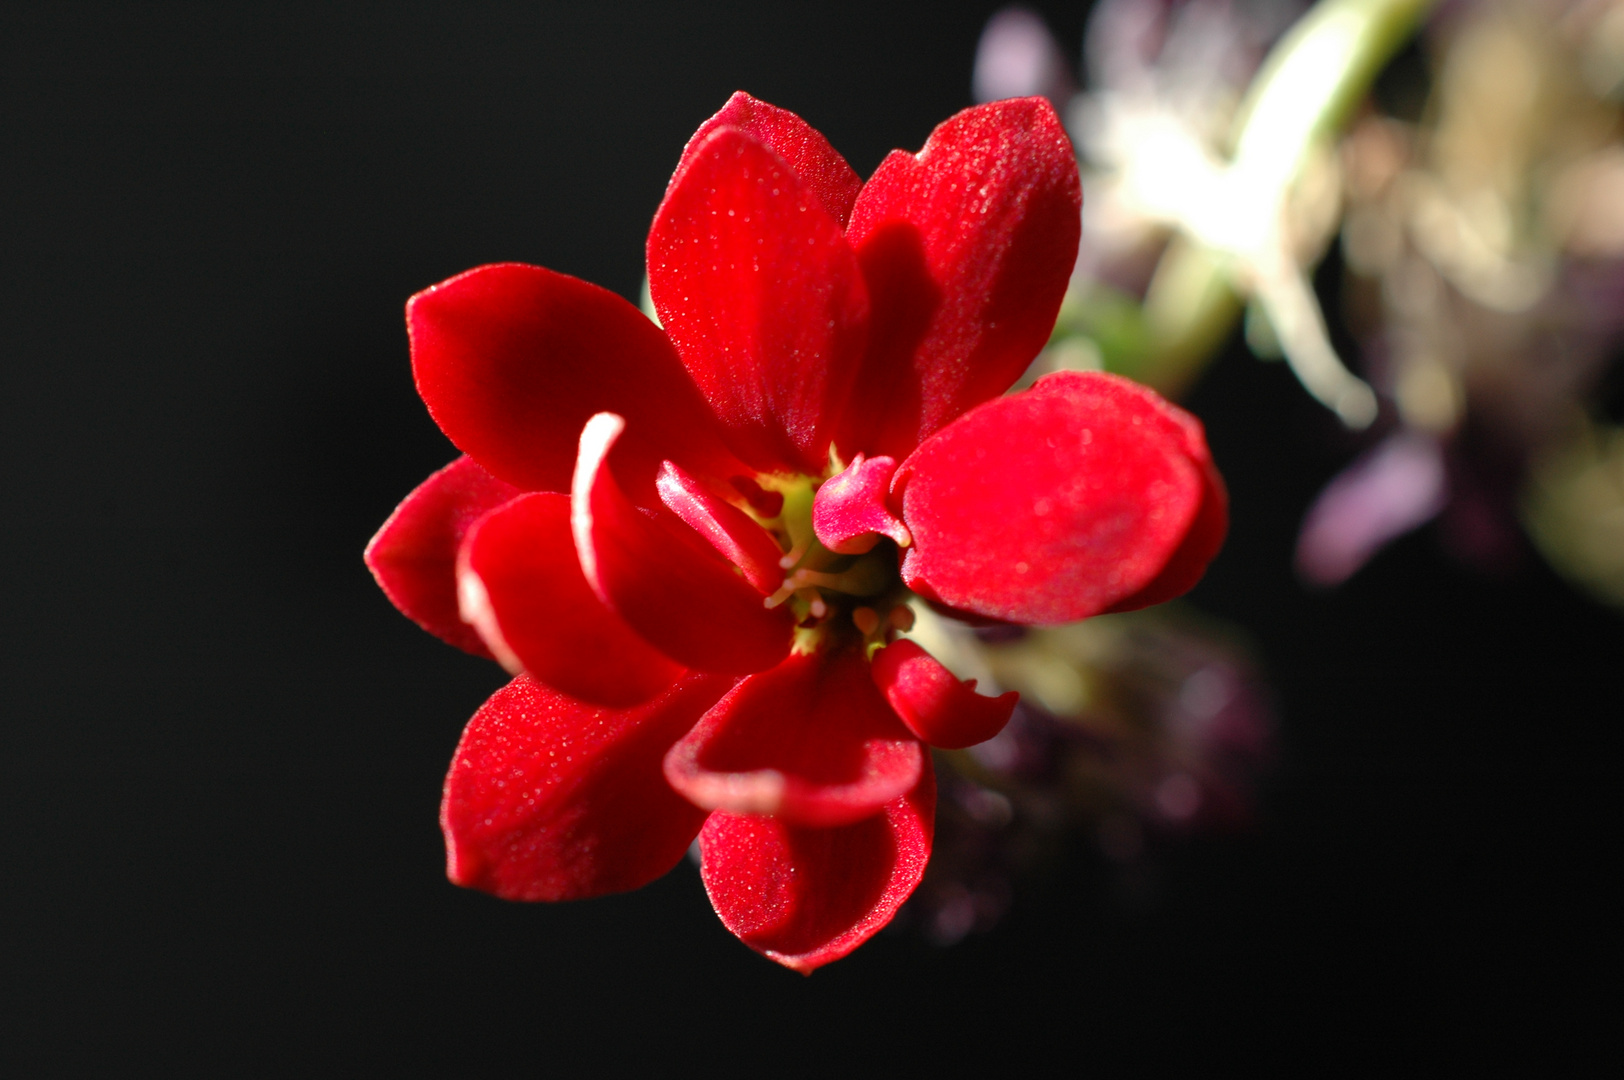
[896,371,1214,623]
[572,414,794,674]
[656,461,786,595]
[649,128,870,474]
[870,639,1017,749]
[667,91,864,229]
[441,672,733,901]
[698,760,935,974]
[663,648,924,827]
[364,455,522,658]
[810,453,910,555]
[841,97,1082,461]
[456,492,685,706]
[408,263,741,500]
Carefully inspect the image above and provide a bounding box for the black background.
[3,1,1614,1072]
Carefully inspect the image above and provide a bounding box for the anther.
[887,605,915,632]
[852,607,880,636]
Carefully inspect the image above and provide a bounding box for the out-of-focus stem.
[1135,0,1434,422]
[1231,0,1433,191]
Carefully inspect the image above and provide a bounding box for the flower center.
[751,473,912,655]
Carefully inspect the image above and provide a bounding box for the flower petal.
[811,453,911,555]
[408,262,741,499]
[572,413,795,674]
[648,128,870,474]
[668,91,863,229]
[656,461,786,595]
[456,491,685,707]
[870,638,1018,749]
[841,97,1081,461]
[1022,371,1229,613]
[663,648,924,827]
[364,455,522,658]
[441,672,733,901]
[896,371,1212,623]
[698,760,935,974]
[1105,434,1228,612]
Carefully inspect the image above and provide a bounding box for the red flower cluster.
[365,93,1226,972]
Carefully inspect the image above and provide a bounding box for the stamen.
[808,595,828,619]
[789,559,891,598]
[887,605,915,632]
[763,582,798,609]
[789,568,841,590]
[779,536,810,570]
[852,607,880,636]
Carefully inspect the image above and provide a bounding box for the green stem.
[1135,0,1436,395]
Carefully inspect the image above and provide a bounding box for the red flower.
[364,93,1226,972]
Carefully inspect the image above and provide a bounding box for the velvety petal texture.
[572,413,794,674]
[456,492,685,706]
[663,648,924,827]
[409,263,740,500]
[811,453,911,555]
[897,371,1213,623]
[1022,370,1228,614]
[698,762,935,974]
[649,128,870,474]
[364,455,521,658]
[442,672,734,902]
[670,91,863,229]
[372,93,1226,974]
[841,97,1082,461]
[1104,430,1226,613]
[870,639,1018,749]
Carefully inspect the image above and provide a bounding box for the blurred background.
[2,0,1616,1070]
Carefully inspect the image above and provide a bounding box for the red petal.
[656,461,786,595]
[364,455,521,658]
[729,474,785,520]
[668,91,863,229]
[663,648,924,827]
[1021,371,1228,613]
[456,492,685,706]
[698,760,935,974]
[841,97,1081,461]
[648,128,870,474]
[810,453,911,555]
[870,639,1017,749]
[408,263,741,500]
[896,371,1212,623]
[441,672,733,901]
[1105,433,1227,612]
[572,414,794,674]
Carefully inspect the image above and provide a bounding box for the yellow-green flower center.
[751,473,911,655]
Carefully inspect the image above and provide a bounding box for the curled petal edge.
[870,639,1017,750]
[572,413,794,675]
[455,491,685,707]
[811,453,911,555]
[698,760,936,974]
[663,649,923,827]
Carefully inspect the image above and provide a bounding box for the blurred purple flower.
[973,7,1075,105]
[1295,431,1448,586]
